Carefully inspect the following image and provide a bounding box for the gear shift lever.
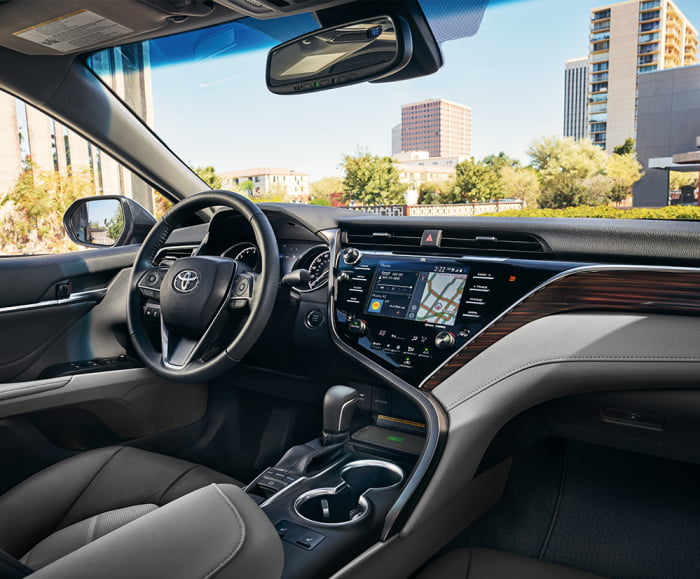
[265,386,359,482]
[322,385,359,446]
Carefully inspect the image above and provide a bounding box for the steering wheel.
[127,190,279,383]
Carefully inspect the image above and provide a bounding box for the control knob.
[342,247,361,265]
[347,318,367,337]
[434,331,456,350]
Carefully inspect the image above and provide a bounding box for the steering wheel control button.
[235,277,250,296]
[305,308,324,329]
[230,274,253,309]
[342,247,361,265]
[348,318,367,336]
[434,331,456,350]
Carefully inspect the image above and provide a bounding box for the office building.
[634,64,700,206]
[400,98,471,158]
[220,168,310,202]
[391,123,402,155]
[588,0,698,152]
[564,57,589,140]
[0,44,154,211]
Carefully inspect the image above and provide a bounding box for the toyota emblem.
[173,270,200,294]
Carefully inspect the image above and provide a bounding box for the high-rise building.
[400,98,471,158]
[0,44,155,211]
[391,123,402,155]
[564,57,589,140]
[587,0,698,152]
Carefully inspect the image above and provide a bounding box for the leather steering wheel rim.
[127,190,279,383]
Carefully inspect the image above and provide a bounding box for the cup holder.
[294,460,403,526]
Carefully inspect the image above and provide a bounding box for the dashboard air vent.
[343,227,548,256]
[440,231,547,254]
[154,246,196,266]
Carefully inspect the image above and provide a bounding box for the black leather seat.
[416,548,605,578]
[0,446,284,578]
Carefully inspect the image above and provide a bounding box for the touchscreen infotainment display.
[365,262,469,326]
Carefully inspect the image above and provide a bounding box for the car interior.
[1,0,700,578]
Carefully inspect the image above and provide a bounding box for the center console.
[245,385,418,579]
[334,249,562,387]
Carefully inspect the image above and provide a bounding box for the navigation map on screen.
[365,263,468,327]
[414,272,466,325]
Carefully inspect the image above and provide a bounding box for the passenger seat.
[416,547,605,578]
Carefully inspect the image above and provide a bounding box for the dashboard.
[158,208,332,293]
[333,250,570,387]
[152,206,700,399]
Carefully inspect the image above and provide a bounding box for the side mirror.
[266,15,412,95]
[63,196,157,248]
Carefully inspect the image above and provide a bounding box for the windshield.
[3,0,700,258]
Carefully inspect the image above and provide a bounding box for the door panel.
[0,244,209,460]
[0,246,137,381]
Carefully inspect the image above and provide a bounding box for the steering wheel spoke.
[137,267,166,301]
[127,190,279,383]
[229,271,256,310]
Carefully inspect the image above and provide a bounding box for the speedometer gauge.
[222,242,260,271]
[307,250,330,290]
[291,245,330,292]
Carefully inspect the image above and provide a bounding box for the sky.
[149,0,700,182]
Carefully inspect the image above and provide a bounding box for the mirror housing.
[266,15,412,95]
[63,196,157,248]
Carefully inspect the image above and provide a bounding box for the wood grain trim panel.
[421,268,700,391]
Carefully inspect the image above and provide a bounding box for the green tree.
[613,137,635,156]
[105,209,125,243]
[1,161,94,253]
[254,183,287,203]
[606,153,644,204]
[310,176,342,204]
[669,171,698,192]
[418,180,455,205]
[528,136,609,208]
[193,166,222,189]
[452,157,505,203]
[483,152,520,171]
[500,166,540,208]
[239,179,255,196]
[341,153,407,205]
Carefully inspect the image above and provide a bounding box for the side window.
[0,90,169,256]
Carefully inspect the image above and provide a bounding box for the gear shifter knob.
[322,385,359,445]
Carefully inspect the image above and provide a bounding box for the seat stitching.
[202,485,246,579]
[465,548,473,579]
[55,447,126,530]
[155,465,198,505]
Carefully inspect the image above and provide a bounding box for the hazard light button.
[420,229,442,247]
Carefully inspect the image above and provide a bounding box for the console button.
[348,319,367,336]
[435,331,456,350]
[372,389,392,413]
[342,247,361,265]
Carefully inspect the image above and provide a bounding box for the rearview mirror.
[63,196,156,248]
[266,15,412,95]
